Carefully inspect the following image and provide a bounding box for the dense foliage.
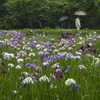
[0,0,100,29]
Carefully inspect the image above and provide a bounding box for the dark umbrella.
[59,16,68,22]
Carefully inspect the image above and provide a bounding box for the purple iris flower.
[20,82,28,88]
[25,63,30,66]
[30,43,36,47]
[12,90,20,95]
[70,85,74,91]
[64,35,67,37]
[33,59,38,62]
[39,54,45,58]
[65,65,71,72]
[51,74,56,80]
[56,56,64,60]
[56,72,64,79]
[37,51,43,55]
[47,46,50,49]
[79,46,84,51]
[1,62,5,66]
[24,40,27,42]
[19,77,24,80]
[44,52,50,55]
[63,32,67,34]
[32,77,38,82]
[21,72,30,77]
[65,56,70,60]
[46,42,52,46]
[11,42,16,45]
[48,56,56,62]
[0,31,4,35]
[59,35,62,37]
[59,73,64,78]
[66,65,71,69]
[1,69,8,74]
[68,44,73,47]
[90,48,98,53]
[48,49,52,52]
[54,69,62,74]
[92,44,95,46]
[31,72,39,77]
[70,84,79,91]
[67,53,73,57]
[28,64,35,68]
[37,41,41,44]
[86,44,91,48]
[51,38,54,41]
[57,37,61,40]
[75,84,79,90]
[31,39,34,41]
[42,62,49,66]
[94,63,97,67]
[43,58,48,62]
[78,65,86,69]
[52,63,59,69]
[17,40,22,43]
[0,36,3,38]
[84,49,89,52]
[25,57,30,60]
[91,37,94,40]
[65,70,68,73]
[65,53,74,60]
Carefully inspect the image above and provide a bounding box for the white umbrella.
[74,11,86,16]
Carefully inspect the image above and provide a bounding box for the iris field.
[0,29,100,100]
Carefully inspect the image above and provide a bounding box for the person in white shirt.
[75,17,81,30]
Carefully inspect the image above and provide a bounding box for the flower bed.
[0,29,100,100]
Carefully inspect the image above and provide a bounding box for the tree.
[1,0,100,29]
[0,0,7,29]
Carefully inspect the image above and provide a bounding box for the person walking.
[75,16,81,30]
[60,20,66,29]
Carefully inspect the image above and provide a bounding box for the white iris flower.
[22,77,34,84]
[39,75,49,82]
[65,78,76,86]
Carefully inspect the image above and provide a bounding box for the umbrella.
[74,11,86,16]
[59,16,68,22]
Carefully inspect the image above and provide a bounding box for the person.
[75,16,81,30]
[60,20,66,29]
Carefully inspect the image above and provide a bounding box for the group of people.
[60,16,81,30]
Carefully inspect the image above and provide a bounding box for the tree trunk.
[33,17,43,29]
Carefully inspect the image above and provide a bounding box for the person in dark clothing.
[60,20,66,29]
